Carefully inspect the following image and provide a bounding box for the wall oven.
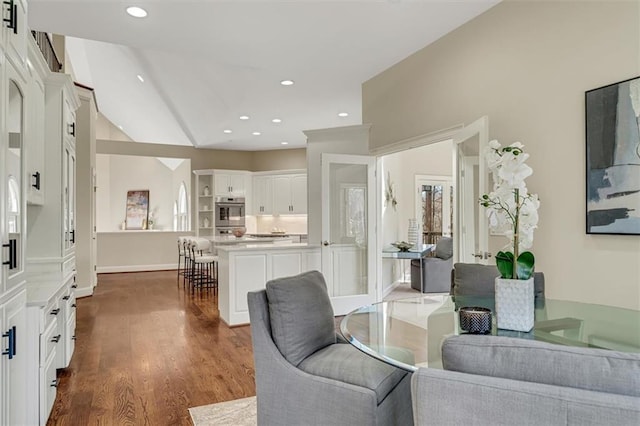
[215,197,245,228]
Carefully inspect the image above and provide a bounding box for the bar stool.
[177,236,188,287]
[189,238,218,292]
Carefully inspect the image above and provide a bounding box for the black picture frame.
[585,76,640,235]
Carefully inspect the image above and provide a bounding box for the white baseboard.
[75,286,94,298]
[97,263,178,274]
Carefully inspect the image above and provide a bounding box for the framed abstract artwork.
[125,190,150,230]
[585,76,640,235]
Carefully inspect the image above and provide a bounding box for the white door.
[321,154,376,315]
[453,116,490,264]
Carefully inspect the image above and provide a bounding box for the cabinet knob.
[62,296,70,300]
[72,303,77,308]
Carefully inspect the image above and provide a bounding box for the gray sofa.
[410,237,453,293]
[411,335,640,425]
[248,271,414,425]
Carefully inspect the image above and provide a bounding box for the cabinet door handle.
[50,308,60,316]
[51,334,61,343]
[71,284,77,289]
[51,379,59,388]
[68,122,76,136]
[2,239,17,270]
[71,303,77,308]
[70,230,75,243]
[62,296,70,300]
[32,171,41,190]
[3,0,17,34]
[72,335,77,341]
[2,326,15,359]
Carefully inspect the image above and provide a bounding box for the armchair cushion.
[266,270,336,366]
[298,343,407,404]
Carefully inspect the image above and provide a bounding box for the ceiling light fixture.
[281,142,289,145]
[239,115,249,120]
[252,132,261,136]
[272,118,282,123]
[137,74,144,83]
[280,80,294,86]
[338,112,349,117]
[126,6,148,18]
[223,129,232,134]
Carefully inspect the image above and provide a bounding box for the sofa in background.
[411,335,640,425]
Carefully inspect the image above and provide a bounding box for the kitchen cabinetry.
[25,37,48,206]
[1,290,28,426]
[194,170,214,238]
[273,174,307,214]
[214,170,250,197]
[26,72,79,276]
[3,0,28,70]
[25,272,76,426]
[252,175,273,215]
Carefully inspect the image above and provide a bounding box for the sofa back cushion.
[266,270,336,366]
[442,335,640,397]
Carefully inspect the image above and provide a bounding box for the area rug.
[189,396,257,426]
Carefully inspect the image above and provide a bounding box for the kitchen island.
[217,243,320,326]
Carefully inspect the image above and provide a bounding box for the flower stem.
[513,188,520,278]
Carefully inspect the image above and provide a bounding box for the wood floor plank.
[47,270,256,426]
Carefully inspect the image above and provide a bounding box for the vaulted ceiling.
[28,0,499,151]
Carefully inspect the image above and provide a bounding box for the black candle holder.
[459,307,492,334]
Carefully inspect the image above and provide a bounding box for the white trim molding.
[97,263,178,274]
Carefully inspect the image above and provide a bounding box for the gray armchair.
[411,335,640,425]
[410,237,453,293]
[247,270,414,425]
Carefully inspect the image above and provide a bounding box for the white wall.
[363,1,640,309]
[96,154,191,231]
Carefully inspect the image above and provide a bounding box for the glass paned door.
[321,154,376,315]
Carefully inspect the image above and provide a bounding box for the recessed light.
[223,129,232,134]
[239,115,249,120]
[338,112,349,117]
[272,118,282,123]
[281,141,289,145]
[137,74,144,83]
[252,131,261,136]
[280,80,294,86]
[126,6,147,18]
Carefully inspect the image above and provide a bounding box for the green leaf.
[495,251,514,279]
[516,251,535,280]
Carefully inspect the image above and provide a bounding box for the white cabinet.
[252,175,273,215]
[214,170,250,196]
[26,73,79,275]
[272,174,307,214]
[2,0,28,70]
[1,290,28,426]
[194,170,215,238]
[25,272,76,425]
[25,37,48,206]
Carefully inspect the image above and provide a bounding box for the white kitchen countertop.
[211,236,293,244]
[216,242,318,252]
[26,271,75,307]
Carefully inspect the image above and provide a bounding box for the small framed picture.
[125,190,150,230]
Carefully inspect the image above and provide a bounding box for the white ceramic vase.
[495,277,534,332]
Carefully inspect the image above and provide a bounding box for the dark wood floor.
[47,270,256,426]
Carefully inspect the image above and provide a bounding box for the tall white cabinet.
[1,1,30,424]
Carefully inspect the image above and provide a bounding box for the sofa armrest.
[411,368,640,426]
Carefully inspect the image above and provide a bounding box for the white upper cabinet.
[272,174,307,215]
[25,37,48,206]
[214,171,250,197]
[252,175,273,215]
[3,61,27,294]
[2,0,28,70]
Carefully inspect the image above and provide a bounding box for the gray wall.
[363,1,640,309]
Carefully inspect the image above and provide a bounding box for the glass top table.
[340,295,640,372]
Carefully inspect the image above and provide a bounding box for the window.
[177,182,188,231]
[415,176,453,245]
[173,201,178,231]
